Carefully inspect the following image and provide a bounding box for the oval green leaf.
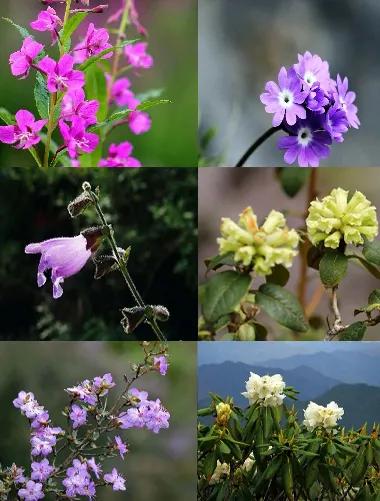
[319,250,348,288]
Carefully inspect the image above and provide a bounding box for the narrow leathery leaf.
[319,250,348,287]
[60,12,88,52]
[2,17,32,39]
[363,238,380,266]
[0,107,14,125]
[204,450,218,478]
[255,283,308,332]
[282,458,294,500]
[136,88,165,102]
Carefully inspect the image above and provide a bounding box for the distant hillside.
[198,361,340,407]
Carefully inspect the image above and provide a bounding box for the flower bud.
[93,254,118,279]
[67,191,93,218]
[82,181,92,192]
[215,402,232,427]
[306,188,378,249]
[237,323,256,341]
[120,306,146,334]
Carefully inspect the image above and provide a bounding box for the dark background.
[199,0,380,166]
[0,167,197,341]
[0,0,197,167]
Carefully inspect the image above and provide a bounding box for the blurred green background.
[0,0,197,167]
[0,341,197,500]
[0,167,197,340]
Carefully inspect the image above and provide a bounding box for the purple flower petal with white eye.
[25,235,92,299]
[294,51,331,92]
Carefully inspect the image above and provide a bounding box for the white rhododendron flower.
[209,460,230,485]
[242,373,286,407]
[242,455,255,472]
[303,401,344,431]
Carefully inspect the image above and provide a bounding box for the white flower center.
[304,70,317,85]
[297,127,313,146]
[339,96,347,111]
[16,131,33,146]
[56,75,69,88]
[278,89,294,108]
[76,137,89,151]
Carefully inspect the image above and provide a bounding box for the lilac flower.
[31,459,54,483]
[59,118,99,159]
[18,480,44,501]
[260,67,307,126]
[99,142,141,167]
[154,355,168,376]
[25,234,93,299]
[333,75,360,128]
[69,404,87,429]
[124,42,153,69]
[128,110,152,135]
[61,89,99,125]
[118,408,145,429]
[128,388,149,405]
[141,399,171,434]
[31,426,62,457]
[38,54,85,93]
[306,83,329,114]
[73,23,113,64]
[294,51,331,92]
[63,460,96,499]
[11,465,27,484]
[110,77,139,108]
[9,37,44,78]
[30,7,62,44]
[115,436,128,459]
[93,373,115,396]
[65,380,98,406]
[31,411,50,429]
[324,102,349,143]
[13,391,44,419]
[104,468,126,491]
[278,115,332,167]
[0,110,46,149]
[87,458,102,479]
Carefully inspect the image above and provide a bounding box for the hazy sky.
[198,342,380,366]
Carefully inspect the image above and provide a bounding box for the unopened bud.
[93,254,118,279]
[67,192,93,218]
[121,306,146,334]
[216,402,232,427]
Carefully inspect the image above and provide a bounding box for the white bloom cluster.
[209,460,230,485]
[303,401,344,431]
[241,373,286,407]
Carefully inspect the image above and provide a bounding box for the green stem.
[108,0,132,96]
[62,0,73,47]
[43,93,58,169]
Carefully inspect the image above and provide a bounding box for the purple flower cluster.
[118,387,171,434]
[0,1,156,167]
[154,355,169,376]
[65,372,116,405]
[260,51,359,167]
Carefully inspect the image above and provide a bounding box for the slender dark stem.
[235,126,281,167]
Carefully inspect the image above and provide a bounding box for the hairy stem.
[235,126,281,167]
[325,286,348,340]
[43,93,58,169]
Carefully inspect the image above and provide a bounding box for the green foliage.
[280,168,310,198]
[34,73,49,120]
[60,12,89,52]
[339,321,367,341]
[363,238,380,266]
[319,250,348,288]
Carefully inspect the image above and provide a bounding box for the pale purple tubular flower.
[69,404,87,429]
[0,110,46,149]
[115,436,128,459]
[61,89,99,125]
[104,468,126,491]
[124,42,153,69]
[63,460,96,499]
[294,51,331,92]
[260,67,307,127]
[324,102,349,143]
[153,355,168,375]
[306,83,329,113]
[30,7,62,44]
[73,23,113,64]
[99,142,141,167]
[18,480,44,501]
[31,459,54,483]
[25,234,93,299]
[38,54,84,93]
[278,114,332,167]
[9,37,44,78]
[59,118,99,159]
[333,75,360,128]
[128,110,151,135]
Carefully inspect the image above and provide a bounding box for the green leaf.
[339,321,367,341]
[34,73,49,120]
[2,16,32,39]
[137,98,171,112]
[79,40,136,71]
[363,238,380,266]
[201,271,251,324]
[349,255,380,279]
[255,283,308,332]
[60,12,88,52]
[205,253,235,273]
[282,459,294,500]
[305,458,319,490]
[0,107,14,125]
[319,250,348,287]
[204,450,218,478]
[350,446,367,485]
[354,289,380,316]
[136,88,165,102]
[263,455,283,480]
[280,167,310,197]
[266,264,290,286]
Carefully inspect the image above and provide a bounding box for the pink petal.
[0,125,17,144]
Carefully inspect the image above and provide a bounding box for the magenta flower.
[59,118,99,159]
[104,469,126,491]
[153,355,168,376]
[115,436,128,460]
[0,110,46,149]
[69,404,87,429]
[9,37,44,78]
[294,51,331,92]
[61,89,99,125]
[30,7,62,44]
[333,75,360,129]
[99,142,141,167]
[278,115,332,167]
[31,459,54,483]
[124,42,153,69]
[18,480,44,501]
[74,23,113,64]
[38,54,85,93]
[25,234,93,299]
[260,67,307,127]
[110,77,139,108]
[128,110,151,135]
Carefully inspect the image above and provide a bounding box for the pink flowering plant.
[25,180,169,341]
[0,0,169,168]
[0,342,170,500]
